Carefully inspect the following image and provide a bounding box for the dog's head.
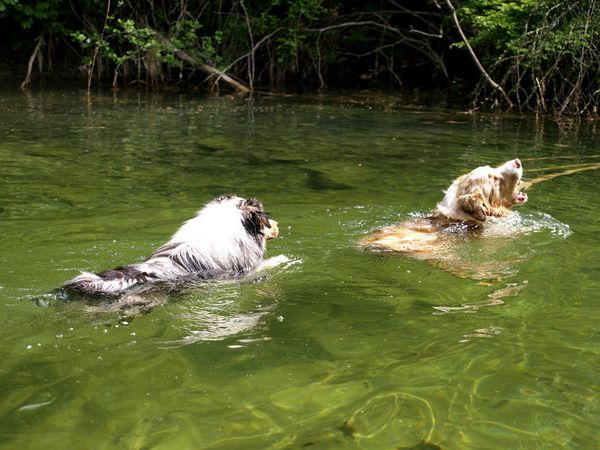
[436,159,528,223]
[175,195,279,249]
[237,197,279,241]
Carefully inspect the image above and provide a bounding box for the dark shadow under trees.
[1,0,599,116]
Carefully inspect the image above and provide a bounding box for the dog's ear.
[241,198,264,212]
[457,190,489,222]
[240,198,275,239]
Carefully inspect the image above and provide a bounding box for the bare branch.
[444,0,513,109]
[220,28,283,77]
[306,16,448,78]
[88,0,113,90]
[409,26,442,39]
[20,32,45,90]
[239,0,255,88]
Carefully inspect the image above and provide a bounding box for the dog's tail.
[62,266,154,296]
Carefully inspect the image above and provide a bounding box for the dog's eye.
[257,214,271,228]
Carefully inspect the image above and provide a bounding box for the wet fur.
[62,195,279,296]
[360,159,528,275]
[433,159,527,223]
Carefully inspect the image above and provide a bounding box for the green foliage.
[459,0,598,58]
[73,19,151,68]
[458,0,600,112]
[72,14,226,80]
[2,0,599,113]
[0,0,66,31]
[459,1,535,45]
[276,0,333,62]
[0,0,18,13]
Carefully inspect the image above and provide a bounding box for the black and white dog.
[62,195,280,296]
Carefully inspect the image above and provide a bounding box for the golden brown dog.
[360,159,528,279]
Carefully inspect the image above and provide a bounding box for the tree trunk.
[20,32,46,90]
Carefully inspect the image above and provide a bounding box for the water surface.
[1,89,599,449]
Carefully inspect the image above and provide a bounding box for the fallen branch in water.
[522,154,600,162]
[526,162,600,172]
[154,32,250,93]
[521,162,600,190]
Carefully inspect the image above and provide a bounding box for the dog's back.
[61,196,278,297]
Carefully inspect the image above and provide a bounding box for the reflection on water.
[1,89,599,449]
[39,256,302,345]
[167,283,278,346]
[169,257,302,346]
[433,281,528,315]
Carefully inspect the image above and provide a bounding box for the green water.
[1,89,598,449]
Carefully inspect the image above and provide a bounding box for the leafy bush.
[459,0,600,113]
[2,0,599,114]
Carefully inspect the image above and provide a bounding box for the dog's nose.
[514,159,521,169]
[265,219,279,239]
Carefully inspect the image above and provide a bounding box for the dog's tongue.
[515,192,528,204]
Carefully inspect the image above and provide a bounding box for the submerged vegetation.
[1,0,599,115]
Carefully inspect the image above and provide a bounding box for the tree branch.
[20,32,46,90]
[444,0,513,109]
[239,0,255,88]
[154,31,250,93]
[307,17,448,78]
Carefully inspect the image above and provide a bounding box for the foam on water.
[482,211,572,239]
[353,206,572,242]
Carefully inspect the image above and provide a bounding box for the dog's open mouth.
[503,159,527,206]
[514,192,528,204]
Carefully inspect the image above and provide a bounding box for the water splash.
[482,211,571,239]
[350,206,571,242]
